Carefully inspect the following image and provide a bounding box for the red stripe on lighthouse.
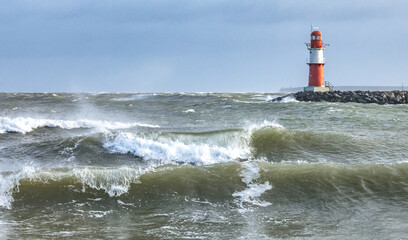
[308,64,325,87]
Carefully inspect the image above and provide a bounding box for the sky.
[1,0,408,92]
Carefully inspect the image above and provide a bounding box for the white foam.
[112,94,155,101]
[102,120,284,165]
[233,161,272,209]
[117,199,135,206]
[0,117,159,134]
[0,166,36,209]
[232,99,259,104]
[265,95,275,102]
[89,210,112,218]
[276,95,299,103]
[73,166,146,197]
[184,109,195,113]
[250,94,282,102]
[246,120,284,134]
[0,166,151,209]
[103,132,249,165]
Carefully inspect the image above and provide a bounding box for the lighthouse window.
[312,36,316,40]
[316,36,321,40]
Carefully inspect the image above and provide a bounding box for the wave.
[0,167,36,209]
[0,118,381,165]
[1,119,397,210]
[268,95,299,103]
[102,121,282,165]
[0,121,281,171]
[103,132,249,165]
[249,94,294,103]
[0,166,150,209]
[276,95,299,103]
[3,162,408,210]
[249,125,371,162]
[111,94,156,101]
[184,109,195,113]
[233,161,272,210]
[0,117,160,134]
[37,119,359,167]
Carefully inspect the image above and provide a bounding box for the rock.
[292,90,408,105]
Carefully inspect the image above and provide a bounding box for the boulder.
[292,90,408,105]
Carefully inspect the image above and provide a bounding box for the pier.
[272,91,408,104]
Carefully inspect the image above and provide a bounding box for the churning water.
[1,92,408,239]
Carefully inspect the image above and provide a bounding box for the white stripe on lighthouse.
[309,49,325,64]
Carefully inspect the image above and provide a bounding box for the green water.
[1,93,408,239]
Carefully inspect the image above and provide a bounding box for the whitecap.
[246,120,284,134]
[0,166,152,209]
[103,132,249,165]
[112,94,155,101]
[0,166,37,209]
[0,117,160,134]
[72,166,147,197]
[233,161,272,210]
[89,210,112,218]
[273,95,299,103]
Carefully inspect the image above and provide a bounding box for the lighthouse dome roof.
[311,31,322,36]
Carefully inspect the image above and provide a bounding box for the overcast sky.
[1,0,407,92]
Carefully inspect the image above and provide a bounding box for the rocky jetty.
[272,91,408,104]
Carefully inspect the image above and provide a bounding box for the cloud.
[2,0,403,24]
[0,0,407,91]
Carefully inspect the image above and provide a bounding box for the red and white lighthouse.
[304,28,330,92]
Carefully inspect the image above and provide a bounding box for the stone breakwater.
[273,91,408,104]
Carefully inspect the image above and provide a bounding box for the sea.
[1,92,408,239]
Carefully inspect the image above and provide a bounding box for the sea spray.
[111,94,156,101]
[233,161,272,211]
[2,93,408,239]
[73,166,147,197]
[103,132,248,165]
[0,117,159,134]
[0,167,36,209]
[102,121,283,165]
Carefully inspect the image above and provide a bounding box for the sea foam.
[278,95,299,103]
[112,94,156,101]
[103,121,283,165]
[233,161,272,210]
[103,132,249,165]
[246,120,284,134]
[0,166,36,209]
[0,117,159,134]
[0,166,150,208]
[73,166,148,197]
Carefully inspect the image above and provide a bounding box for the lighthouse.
[304,28,330,92]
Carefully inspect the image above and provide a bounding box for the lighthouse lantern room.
[304,27,330,92]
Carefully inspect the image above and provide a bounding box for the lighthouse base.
[304,86,330,92]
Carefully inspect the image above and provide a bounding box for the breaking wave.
[1,118,401,210]
[0,117,159,134]
[103,132,249,165]
[102,121,283,165]
[267,95,299,103]
[0,166,150,209]
[233,161,272,210]
[276,95,299,103]
[3,162,408,210]
[111,94,156,101]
